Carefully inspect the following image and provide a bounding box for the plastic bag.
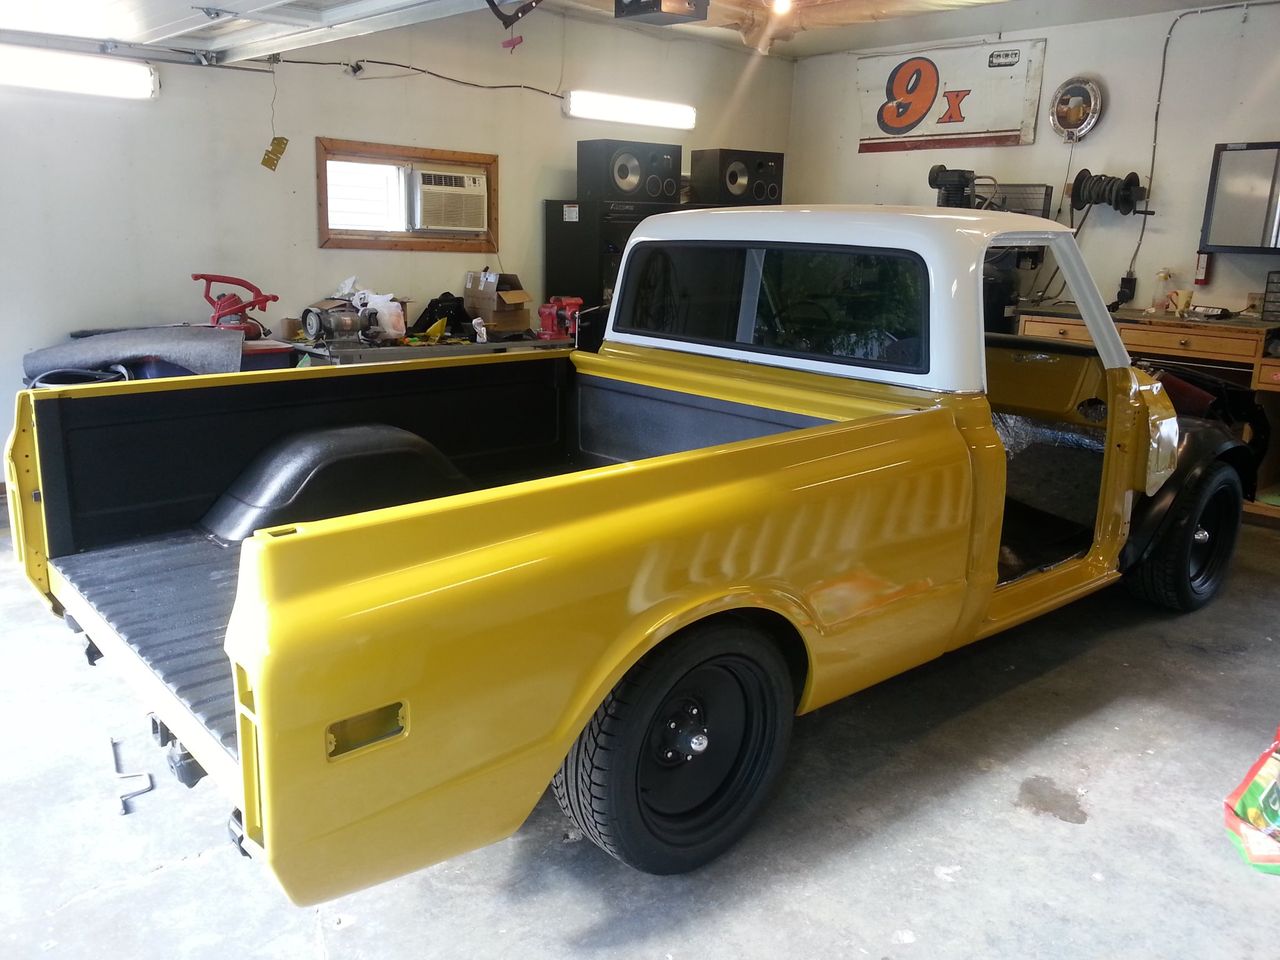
[351,290,406,339]
[1224,725,1280,875]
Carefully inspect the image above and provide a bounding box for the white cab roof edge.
[603,204,1127,393]
[626,204,1076,245]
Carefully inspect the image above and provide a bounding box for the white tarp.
[856,39,1045,153]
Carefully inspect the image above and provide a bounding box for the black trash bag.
[410,292,474,340]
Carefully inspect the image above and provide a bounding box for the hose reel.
[1070,170,1149,215]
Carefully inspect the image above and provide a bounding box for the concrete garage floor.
[1,513,1276,960]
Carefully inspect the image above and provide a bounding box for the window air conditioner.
[413,168,488,232]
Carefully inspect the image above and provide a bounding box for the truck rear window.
[615,242,928,373]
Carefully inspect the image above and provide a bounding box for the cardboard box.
[463,271,533,332]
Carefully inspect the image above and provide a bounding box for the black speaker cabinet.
[690,148,784,205]
[544,199,681,351]
[577,139,682,203]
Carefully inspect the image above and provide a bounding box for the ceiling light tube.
[0,44,159,100]
[563,90,696,131]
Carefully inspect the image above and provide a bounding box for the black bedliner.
[52,529,241,757]
[34,356,834,766]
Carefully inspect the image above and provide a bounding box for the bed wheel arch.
[202,425,472,541]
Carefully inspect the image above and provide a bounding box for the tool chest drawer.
[1117,326,1257,360]
[1021,318,1092,343]
[1019,315,1264,363]
[1257,359,1280,391]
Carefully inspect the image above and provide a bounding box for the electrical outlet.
[1118,275,1137,305]
[1244,291,1264,314]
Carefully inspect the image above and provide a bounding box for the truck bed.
[24,350,854,785]
[52,529,241,757]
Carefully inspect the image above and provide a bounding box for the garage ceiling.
[0,0,1215,62]
[0,0,488,63]
[554,0,1212,57]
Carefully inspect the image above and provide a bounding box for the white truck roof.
[627,204,1073,245]
[605,204,1094,394]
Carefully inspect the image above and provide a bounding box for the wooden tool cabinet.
[1018,306,1280,520]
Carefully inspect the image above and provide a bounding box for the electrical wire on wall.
[269,55,564,100]
[1128,0,1280,275]
[1026,138,1077,302]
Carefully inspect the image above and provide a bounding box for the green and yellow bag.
[1225,725,1280,875]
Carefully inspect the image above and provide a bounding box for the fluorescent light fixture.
[0,44,159,100]
[563,90,696,131]
[772,0,792,13]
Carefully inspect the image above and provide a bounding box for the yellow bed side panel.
[226,402,974,903]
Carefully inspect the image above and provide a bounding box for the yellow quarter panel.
[226,398,973,903]
[4,393,51,601]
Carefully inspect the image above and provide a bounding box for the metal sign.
[856,39,1045,153]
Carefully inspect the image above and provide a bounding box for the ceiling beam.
[0,28,210,64]
[196,5,327,29]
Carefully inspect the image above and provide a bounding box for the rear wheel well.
[678,608,810,709]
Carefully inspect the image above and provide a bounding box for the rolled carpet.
[23,326,244,381]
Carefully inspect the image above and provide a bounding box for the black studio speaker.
[577,139,682,203]
[690,148,784,205]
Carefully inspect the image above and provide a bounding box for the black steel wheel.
[553,620,793,873]
[1125,460,1242,612]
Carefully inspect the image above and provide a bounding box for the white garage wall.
[786,5,1280,309]
[0,11,792,441]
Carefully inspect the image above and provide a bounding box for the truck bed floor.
[51,530,240,757]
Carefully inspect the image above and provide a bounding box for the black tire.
[553,621,793,874]
[1125,460,1242,612]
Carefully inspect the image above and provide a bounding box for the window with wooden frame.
[316,137,499,253]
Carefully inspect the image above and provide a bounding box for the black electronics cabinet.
[543,199,680,352]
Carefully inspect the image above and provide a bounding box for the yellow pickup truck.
[7,207,1254,904]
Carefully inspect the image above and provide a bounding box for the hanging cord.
[1129,0,1280,275]
[555,12,567,95]
[268,63,278,138]
[1035,205,1093,303]
[482,0,547,29]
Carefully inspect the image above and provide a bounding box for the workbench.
[292,338,574,366]
[1017,304,1280,519]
